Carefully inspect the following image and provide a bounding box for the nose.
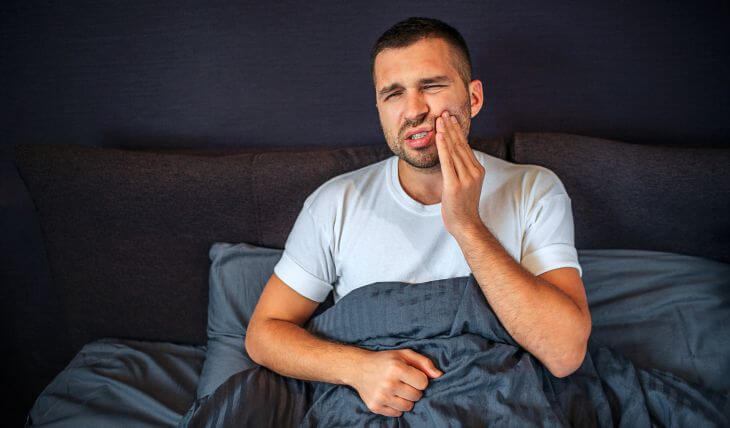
[404,91,429,124]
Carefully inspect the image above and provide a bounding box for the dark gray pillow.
[197,242,282,399]
[580,248,730,392]
[513,133,730,264]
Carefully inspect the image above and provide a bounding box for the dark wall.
[2,0,729,156]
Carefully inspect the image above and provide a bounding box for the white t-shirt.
[274,150,582,304]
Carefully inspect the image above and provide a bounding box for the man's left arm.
[435,111,591,378]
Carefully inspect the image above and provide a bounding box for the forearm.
[245,318,368,386]
[454,223,589,376]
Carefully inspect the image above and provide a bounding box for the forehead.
[373,37,460,89]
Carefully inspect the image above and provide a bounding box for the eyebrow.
[377,75,452,98]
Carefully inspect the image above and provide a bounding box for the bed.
[3,132,728,425]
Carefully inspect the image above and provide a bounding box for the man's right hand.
[247,275,444,419]
[351,349,443,418]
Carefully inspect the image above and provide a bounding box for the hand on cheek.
[435,111,486,240]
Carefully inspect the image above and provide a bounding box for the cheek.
[444,96,471,119]
[431,92,461,115]
[380,108,401,131]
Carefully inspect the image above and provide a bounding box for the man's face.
[373,37,481,170]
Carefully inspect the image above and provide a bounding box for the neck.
[397,158,444,205]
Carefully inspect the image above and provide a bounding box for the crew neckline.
[386,156,442,216]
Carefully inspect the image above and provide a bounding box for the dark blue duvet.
[183,275,729,427]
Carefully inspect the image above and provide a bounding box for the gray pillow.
[196,242,283,399]
[580,248,730,393]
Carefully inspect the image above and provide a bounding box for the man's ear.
[468,79,484,119]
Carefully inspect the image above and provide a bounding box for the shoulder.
[302,156,392,212]
[473,150,569,200]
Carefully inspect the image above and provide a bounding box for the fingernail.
[450,116,457,123]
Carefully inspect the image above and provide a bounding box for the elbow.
[548,322,591,379]
[245,321,264,366]
[548,345,586,378]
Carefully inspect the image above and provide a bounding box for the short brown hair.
[370,17,473,88]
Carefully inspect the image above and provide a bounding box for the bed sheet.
[28,339,205,427]
[183,274,728,426]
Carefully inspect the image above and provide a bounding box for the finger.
[440,113,468,180]
[444,112,481,171]
[452,137,483,178]
[393,382,423,402]
[437,116,465,180]
[442,111,465,148]
[435,118,456,184]
[385,395,415,412]
[401,349,443,379]
[398,363,429,390]
[375,405,402,418]
[462,140,482,170]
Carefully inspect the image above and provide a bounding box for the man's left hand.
[435,110,486,241]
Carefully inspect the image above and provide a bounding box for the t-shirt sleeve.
[273,201,335,302]
[520,171,583,277]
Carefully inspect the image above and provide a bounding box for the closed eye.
[384,85,446,100]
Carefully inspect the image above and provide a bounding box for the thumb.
[401,349,443,379]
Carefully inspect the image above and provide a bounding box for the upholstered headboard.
[11,138,505,351]
[513,133,730,264]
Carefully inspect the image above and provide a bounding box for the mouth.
[404,127,435,149]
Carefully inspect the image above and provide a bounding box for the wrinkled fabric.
[29,339,205,427]
[182,275,729,427]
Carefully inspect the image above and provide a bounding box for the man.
[246,17,591,418]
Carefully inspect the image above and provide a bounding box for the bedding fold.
[182,275,729,427]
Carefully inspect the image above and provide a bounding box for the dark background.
[1,0,729,423]
[2,0,729,159]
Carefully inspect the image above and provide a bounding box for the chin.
[386,139,439,169]
[402,154,440,170]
